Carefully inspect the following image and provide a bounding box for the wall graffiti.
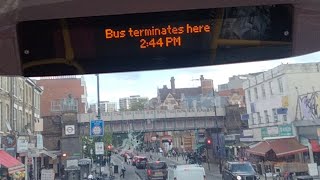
[299,91,320,120]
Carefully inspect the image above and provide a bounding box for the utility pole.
[213,89,222,174]
[96,74,103,177]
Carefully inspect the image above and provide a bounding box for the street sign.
[90,120,104,136]
[95,142,104,155]
[17,137,28,153]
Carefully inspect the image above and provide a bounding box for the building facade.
[36,76,87,116]
[243,62,320,141]
[119,95,148,110]
[100,101,117,112]
[119,97,129,110]
[0,77,42,133]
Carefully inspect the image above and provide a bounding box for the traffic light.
[206,138,212,148]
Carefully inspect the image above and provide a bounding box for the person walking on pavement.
[120,162,126,178]
[88,173,94,180]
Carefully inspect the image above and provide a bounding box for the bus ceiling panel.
[16,0,300,21]
[0,1,320,76]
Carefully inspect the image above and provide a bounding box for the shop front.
[0,150,25,180]
[294,121,320,165]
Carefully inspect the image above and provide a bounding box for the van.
[167,164,206,180]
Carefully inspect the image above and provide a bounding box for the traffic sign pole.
[96,74,103,178]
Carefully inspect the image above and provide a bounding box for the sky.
[84,51,320,105]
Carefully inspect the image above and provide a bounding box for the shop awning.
[310,140,320,153]
[40,149,57,159]
[247,138,308,157]
[0,150,25,174]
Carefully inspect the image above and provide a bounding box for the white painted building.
[243,62,320,141]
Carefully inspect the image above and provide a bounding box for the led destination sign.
[17,5,293,76]
[105,24,211,48]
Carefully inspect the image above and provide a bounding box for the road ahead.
[100,154,140,180]
[133,152,223,180]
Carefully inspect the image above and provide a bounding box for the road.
[96,154,140,180]
[133,152,223,180]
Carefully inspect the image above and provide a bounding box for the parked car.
[136,156,148,169]
[146,161,168,180]
[222,161,260,180]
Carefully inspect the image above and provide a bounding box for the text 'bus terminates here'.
[105,24,212,39]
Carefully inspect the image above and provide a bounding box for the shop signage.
[261,124,293,138]
[65,125,75,135]
[242,129,253,137]
[37,134,43,149]
[17,137,28,153]
[41,169,55,180]
[2,134,16,148]
[95,142,104,155]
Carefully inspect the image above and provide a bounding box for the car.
[136,156,148,169]
[132,156,139,166]
[167,164,205,180]
[222,161,260,180]
[146,161,168,180]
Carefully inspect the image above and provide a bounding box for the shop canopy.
[246,138,308,157]
[0,150,25,174]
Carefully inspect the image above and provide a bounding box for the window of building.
[283,114,287,122]
[247,90,252,102]
[257,112,261,124]
[251,113,255,125]
[6,104,9,121]
[13,78,17,97]
[261,84,266,98]
[0,103,2,131]
[19,82,23,100]
[6,77,9,92]
[269,81,273,95]
[264,110,269,123]
[18,110,22,131]
[254,87,258,99]
[51,100,62,112]
[28,87,32,105]
[278,78,284,93]
[13,107,17,130]
[0,77,4,90]
[272,108,278,122]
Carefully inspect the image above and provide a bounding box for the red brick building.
[36,76,88,117]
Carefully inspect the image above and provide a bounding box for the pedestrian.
[88,173,94,180]
[120,162,126,178]
[109,163,114,178]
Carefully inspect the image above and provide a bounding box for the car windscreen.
[231,164,255,173]
[148,162,167,170]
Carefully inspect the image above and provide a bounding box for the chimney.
[200,75,204,81]
[170,77,176,94]
[200,75,204,87]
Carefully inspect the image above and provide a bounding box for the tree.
[129,98,148,111]
[81,126,113,159]
[103,126,113,148]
